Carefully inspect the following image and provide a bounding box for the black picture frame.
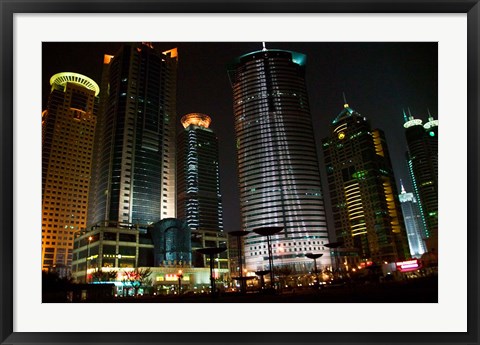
[1,1,479,344]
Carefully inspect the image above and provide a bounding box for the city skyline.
[42,42,438,237]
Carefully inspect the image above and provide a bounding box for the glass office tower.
[228,47,331,272]
[398,182,427,258]
[176,113,228,269]
[176,113,224,233]
[403,111,438,252]
[322,102,409,264]
[88,43,178,228]
[42,72,99,272]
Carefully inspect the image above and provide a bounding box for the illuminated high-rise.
[88,43,178,228]
[42,72,99,272]
[403,110,438,252]
[228,47,331,272]
[322,101,409,264]
[176,113,224,233]
[398,181,427,258]
[176,113,228,270]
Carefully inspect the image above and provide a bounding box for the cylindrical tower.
[404,111,438,252]
[42,72,99,273]
[228,47,331,272]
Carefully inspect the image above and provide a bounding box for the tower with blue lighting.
[398,181,427,258]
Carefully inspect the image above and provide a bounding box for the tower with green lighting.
[322,101,410,264]
[403,110,438,252]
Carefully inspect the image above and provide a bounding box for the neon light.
[424,119,439,129]
[163,47,178,59]
[50,72,100,96]
[181,113,212,129]
[395,259,422,272]
[104,54,114,64]
[403,119,423,128]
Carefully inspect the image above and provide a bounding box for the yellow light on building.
[181,113,212,129]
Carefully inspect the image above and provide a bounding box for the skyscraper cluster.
[42,42,438,286]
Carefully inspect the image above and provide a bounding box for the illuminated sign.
[161,274,190,282]
[395,259,422,272]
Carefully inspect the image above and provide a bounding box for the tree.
[122,268,152,296]
[275,264,297,290]
[91,269,118,283]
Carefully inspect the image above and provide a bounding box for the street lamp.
[305,253,323,289]
[255,270,270,292]
[229,230,250,293]
[196,247,227,297]
[177,269,183,294]
[85,235,92,283]
[252,226,283,290]
[325,241,343,280]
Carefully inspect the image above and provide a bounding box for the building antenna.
[407,107,413,119]
[427,108,433,120]
[342,92,349,108]
[262,42,267,51]
[402,108,408,123]
[400,179,406,194]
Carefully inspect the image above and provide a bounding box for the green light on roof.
[232,49,307,67]
[429,131,435,137]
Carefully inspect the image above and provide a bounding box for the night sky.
[42,42,438,237]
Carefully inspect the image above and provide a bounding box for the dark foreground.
[86,276,438,303]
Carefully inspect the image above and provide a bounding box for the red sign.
[395,259,422,272]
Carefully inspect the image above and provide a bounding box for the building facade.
[176,113,228,270]
[403,111,438,252]
[71,221,229,291]
[42,72,99,272]
[150,218,192,267]
[176,113,224,234]
[398,182,427,258]
[228,47,331,272]
[322,102,410,264]
[88,43,178,228]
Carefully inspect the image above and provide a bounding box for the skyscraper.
[176,113,228,270]
[228,46,331,272]
[176,113,224,233]
[398,181,427,258]
[322,101,409,264]
[42,72,99,272]
[88,43,178,228]
[403,110,438,252]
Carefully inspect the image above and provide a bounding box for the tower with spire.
[398,180,427,257]
[322,98,410,265]
[402,108,438,253]
[228,45,330,272]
